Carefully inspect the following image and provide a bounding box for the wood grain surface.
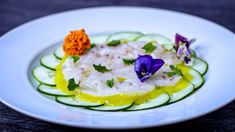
[0,0,234,131]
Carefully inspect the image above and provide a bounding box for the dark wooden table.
[0,0,234,131]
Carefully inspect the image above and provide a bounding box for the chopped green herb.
[91,43,96,48]
[175,69,183,76]
[107,40,121,46]
[117,77,126,83]
[93,64,112,73]
[169,65,175,70]
[106,78,114,88]
[142,42,157,53]
[123,58,136,65]
[71,56,80,63]
[166,65,183,77]
[67,78,79,91]
[166,72,175,77]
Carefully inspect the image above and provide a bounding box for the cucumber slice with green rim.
[54,46,64,59]
[38,84,74,96]
[126,92,169,111]
[32,66,56,86]
[181,67,204,89]
[191,57,208,75]
[135,34,173,50]
[56,96,104,107]
[106,32,143,43]
[169,83,194,103]
[88,102,134,111]
[40,54,61,70]
[90,34,109,44]
[161,79,194,103]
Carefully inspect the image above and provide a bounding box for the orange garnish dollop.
[63,29,91,56]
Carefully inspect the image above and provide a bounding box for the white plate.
[0,6,234,129]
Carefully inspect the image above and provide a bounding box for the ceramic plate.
[0,7,234,129]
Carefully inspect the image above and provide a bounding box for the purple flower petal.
[134,55,165,82]
[175,33,195,64]
[184,57,191,64]
[185,48,191,58]
[175,33,190,49]
[134,55,152,73]
[151,59,165,74]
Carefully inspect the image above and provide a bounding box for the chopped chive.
[169,65,175,70]
[91,43,96,48]
[175,69,183,76]
[166,72,175,77]
[107,40,121,46]
[142,42,157,53]
[106,78,114,88]
[166,65,183,77]
[93,64,112,73]
[71,56,80,63]
[123,58,136,65]
[67,78,80,91]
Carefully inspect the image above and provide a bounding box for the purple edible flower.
[134,55,165,82]
[175,33,195,64]
[175,33,189,49]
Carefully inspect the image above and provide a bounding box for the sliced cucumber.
[126,92,169,111]
[191,57,208,75]
[162,79,194,103]
[135,34,173,50]
[32,66,56,86]
[88,103,133,111]
[106,32,143,43]
[54,46,64,59]
[169,83,194,103]
[40,54,60,70]
[181,67,204,89]
[90,34,109,44]
[56,96,104,107]
[38,84,74,96]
